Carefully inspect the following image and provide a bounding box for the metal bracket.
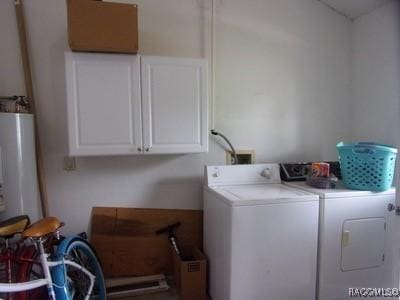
[0,95,29,113]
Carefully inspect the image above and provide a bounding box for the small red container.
[311,162,330,177]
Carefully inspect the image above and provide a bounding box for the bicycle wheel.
[52,236,106,300]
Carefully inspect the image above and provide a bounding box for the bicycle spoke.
[65,248,97,299]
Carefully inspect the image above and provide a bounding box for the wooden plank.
[90,207,203,278]
[91,207,117,275]
[112,236,170,276]
[91,207,117,235]
[14,0,49,217]
[91,235,114,276]
[116,208,203,247]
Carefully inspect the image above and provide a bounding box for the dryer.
[204,164,319,300]
[285,181,396,299]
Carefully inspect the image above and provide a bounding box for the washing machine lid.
[209,183,319,206]
[285,181,396,198]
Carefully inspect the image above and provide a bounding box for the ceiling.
[318,0,393,20]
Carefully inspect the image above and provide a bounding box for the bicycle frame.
[0,239,96,300]
[0,236,35,300]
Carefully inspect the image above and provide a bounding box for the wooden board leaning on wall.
[90,207,203,278]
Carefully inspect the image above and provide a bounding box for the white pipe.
[211,0,216,129]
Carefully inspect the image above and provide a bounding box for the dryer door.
[341,218,385,271]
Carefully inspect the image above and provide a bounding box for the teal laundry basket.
[336,142,398,192]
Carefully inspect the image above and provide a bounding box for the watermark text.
[349,287,400,297]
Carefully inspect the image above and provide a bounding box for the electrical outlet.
[64,156,76,171]
[226,149,255,165]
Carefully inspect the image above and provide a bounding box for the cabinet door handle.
[145,148,149,152]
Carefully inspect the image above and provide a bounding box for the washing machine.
[285,180,396,300]
[203,163,319,300]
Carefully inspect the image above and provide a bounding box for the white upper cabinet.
[65,52,142,156]
[65,52,208,156]
[141,56,208,154]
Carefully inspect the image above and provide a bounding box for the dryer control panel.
[280,161,341,181]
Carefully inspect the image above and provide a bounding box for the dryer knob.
[212,168,220,178]
[261,168,271,179]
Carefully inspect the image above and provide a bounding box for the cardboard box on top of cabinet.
[172,246,207,300]
[67,0,138,54]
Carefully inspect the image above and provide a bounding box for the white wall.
[215,0,352,162]
[0,0,352,234]
[351,1,400,285]
[351,0,400,146]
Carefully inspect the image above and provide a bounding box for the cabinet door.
[65,52,142,156]
[141,56,208,154]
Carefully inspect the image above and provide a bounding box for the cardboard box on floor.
[90,207,203,277]
[172,246,207,300]
[67,0,138,53]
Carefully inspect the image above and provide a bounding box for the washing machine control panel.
[206,164,281,186]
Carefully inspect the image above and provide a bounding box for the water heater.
[0,113,41,222]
